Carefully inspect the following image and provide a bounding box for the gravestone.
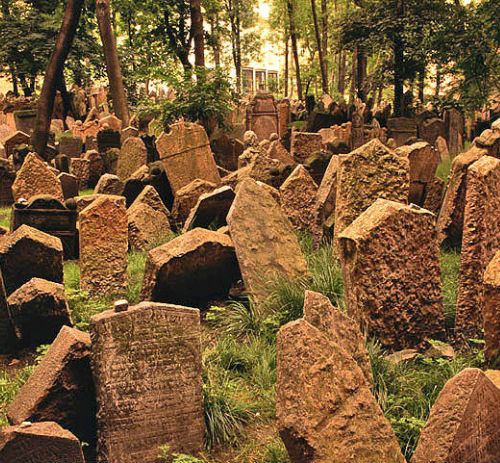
[436,135,450,160]
[475,128,500,158]
[339,199,445,350]
[90,302,205,463]
[290,132,323,164]
[58,173,79,201]
[245,92,279,141]
[121,126,139,144]
[445,108,464,156]
[70,158,90,190]
[279,165,318,232]
[156,122,221,194]
[0,225,63,296]
[455,156,500,341]
[79,195,128,297]
[0,159,15,205]
[13,110,36,135]
[183,186,235,232]
[423,176,445,215]
[0,422,85,463]
[58,136,83,158]
[227,178,310,302]
[140,228,239,307]
[420,117,445,146]
[3,131,29,158]
[83,149,104,188]
[55,154,70,173]
[97,128,121,153]
[94,173,124,196]
[277,316,405,463]
[412,369,500,463]
[483,251,500,365]
[437,146,487,245]
[334,139,410,250]
[171,179,217,227]
[0,267,16,353]
[7,326,96,462]
[12,153,64,203]
[117,137,148,181]
[387,117,418,146]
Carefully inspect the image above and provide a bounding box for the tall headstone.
[116,137,148,181]
[483,250,500,365]
[156,122,221,194]
[412,369,500,463]
[290,132,323,164]
[339,199,445,350]
[445,108,464,156]
[227,178,310,302]
[334,139,410,251]
[455,156,500,341]
[245,92,279,141]
[90,302,205,463]
[79,195,128,297]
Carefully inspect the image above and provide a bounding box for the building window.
[256,70,266,91]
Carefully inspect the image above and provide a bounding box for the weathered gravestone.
[120,126,139,144]
[387,117,418,146]
[455,156,500,342]
[141,228,239,307]
[436,135,450,160]
[79,195,128,297]
[423,176,445,215]
[0,422,85,463]
[13,110,36,135]
[70,158,90,190]
[171,179,217,227]
[58,173,79,200]
[156,122,221,194]
[55,154,70,173]
[116,137,148,181]
[0,267,16,353]
[290,132,323,164]
[183,186,235,232]
[339,199,445,350]
[90,302,205,463]
[445,108,464,157]
[483,250,500,365]
[58,136,83,158]
[474,128,500,158]
[412,368,500,463]
[227,178,310,302]
[127,186,173,252]
[279,164,318,232]
[0,225,63,296]
[395,141,439,206]
[94,173,123,196]
[3,131,29,158]
[12,153,64,203]
[419,117,445,146]
[7,278,71,346]
[437,146,487,245]
[7,326,96,461]
[96,128,121,153]
[0,158,15,205]
[334,139,410,251]
[83,149,104,188]
[277,299,404,463]
[245,92,279,141]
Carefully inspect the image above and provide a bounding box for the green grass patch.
[440,247,461,331]
[79,189,94,196]
[0,206,11,230]
[436,157,453,184]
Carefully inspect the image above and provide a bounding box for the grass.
[441,246,461,331]
[0,206,10,230]
[436,157,453,184]
[0,365,34,425]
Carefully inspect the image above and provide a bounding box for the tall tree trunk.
[284,35,289,97]
[211,19,221,67]
[393,0,405,117]
[287,0,302,100]
[321,0,328,59]
[418,65,425,104]
[435,67,441,97]
[31,0,84,158]
[96,0,130,126]
[356,45,367,101]
[10,67,19,96]
[190,0,205,67]
[311,0,328,94]
[56,70,73,129]
[337,49,346,96]
[349,49,357,104]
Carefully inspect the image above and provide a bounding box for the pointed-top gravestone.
[116,136,148,181]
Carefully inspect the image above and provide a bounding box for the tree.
[310,0,328,93]
[31,0,85,158]
[96,0,129,125]
[190,0,205,67]
[287,0,303,99]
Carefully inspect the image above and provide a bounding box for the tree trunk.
[96,0,130,125]
[56,71,73,129]
[287,0,302,100]
[311,0,328,94]
[349,49,357,104]
[418,66,425,104]
[211,19,221,67]
[356,45,367,101]
[435,67,441,97]
[337,49,346,96]
[10,68,19,96]
[31,0,84,158]
[190,0,205,67]
[393,0,405,117]
[284,35,289,97]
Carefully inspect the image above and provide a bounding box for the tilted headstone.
[94,173,124,196]
[339,199,445,350]
[290,132,323,164]
[171,179,217,227]
[3,131,29,158]
[7,326,96,462]
[116,137,148,181]
[0,422,85,463]
[227,178,310,302]
[455,156,500,341]
[79,195,128,297]
[90,302,205,463]
[156,122,221,194]
[58,173,79,201]
[412,369,500,463]
[12,153,64,203]
[97,128,121,153]
[334,139,410,251]
[140,228,239,307]
[483,250,500,365]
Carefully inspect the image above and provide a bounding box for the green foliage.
[0,365,34,426]
[435,157,453,184]
[440,247,461,332]
[0,207,11,230]
[369,340,484,459]
[155,67,238,136]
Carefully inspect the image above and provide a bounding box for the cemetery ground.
[0,179,483,463]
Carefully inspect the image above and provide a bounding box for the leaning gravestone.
[334,139,410,251]
[483,251,500,365]
[227,178,310,302]
[116,136,148,181]
[277,316,405,463]
[3,131,29,158]
[279,164,318,233]
[339,199,445,350]
[412,368,500,463]
[58,136,83,158]
[70,157,90,190]
[58,172,79,200]
[455,156,500,342]
[0,268,16,353]
[12,153,64,203]
[140,228,239,307]
[90,301,205,463]
[290,132,323,164]
[245,92,279,141]
[0,422,85,463]
[79,195,128,297]
[437,146,487,245]
[7,326,96,462]
[156,122,221,194]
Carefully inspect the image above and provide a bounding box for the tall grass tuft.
[440,247,461,332]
